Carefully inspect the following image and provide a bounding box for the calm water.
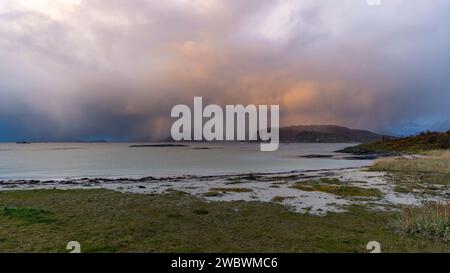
[0,143,371,180]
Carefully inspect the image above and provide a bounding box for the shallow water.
[0,142,371,180]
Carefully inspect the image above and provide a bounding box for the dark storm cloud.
[0,0,450,141]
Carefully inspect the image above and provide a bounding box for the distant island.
[278,125,390,143]
[15,141,32,144]
[163,125,391,143]
[129,144,188,148]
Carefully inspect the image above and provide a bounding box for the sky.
[0,0,449,141]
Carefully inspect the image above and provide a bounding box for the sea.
[0,142,372,180]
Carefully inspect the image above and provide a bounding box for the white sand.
[0,168,447,215]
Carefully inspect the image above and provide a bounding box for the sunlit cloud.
[0,0,449,141]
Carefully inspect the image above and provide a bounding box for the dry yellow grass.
[370,150,450,174]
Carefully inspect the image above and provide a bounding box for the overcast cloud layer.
[0,0,449,141]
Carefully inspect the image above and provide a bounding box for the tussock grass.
[371,150,450,191]
[393,203,449,242]
[370,150,450,176]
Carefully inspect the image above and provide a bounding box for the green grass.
[0,189,447,253]
[192,209,209,215]
[203,191,224,197]
[289,179,383,198]
[393,203,449,242]
[0,207,55,225]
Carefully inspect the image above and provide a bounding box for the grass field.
[0,189,449,253]
[370,150,450,174]
[370,150,450,192]
[369,150,449,242]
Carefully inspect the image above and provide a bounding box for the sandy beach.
[1,166,447,215]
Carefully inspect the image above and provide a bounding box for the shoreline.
[1,165,446,216]
[0,165,368,183]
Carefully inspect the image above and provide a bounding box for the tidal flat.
[1,166,447,215]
